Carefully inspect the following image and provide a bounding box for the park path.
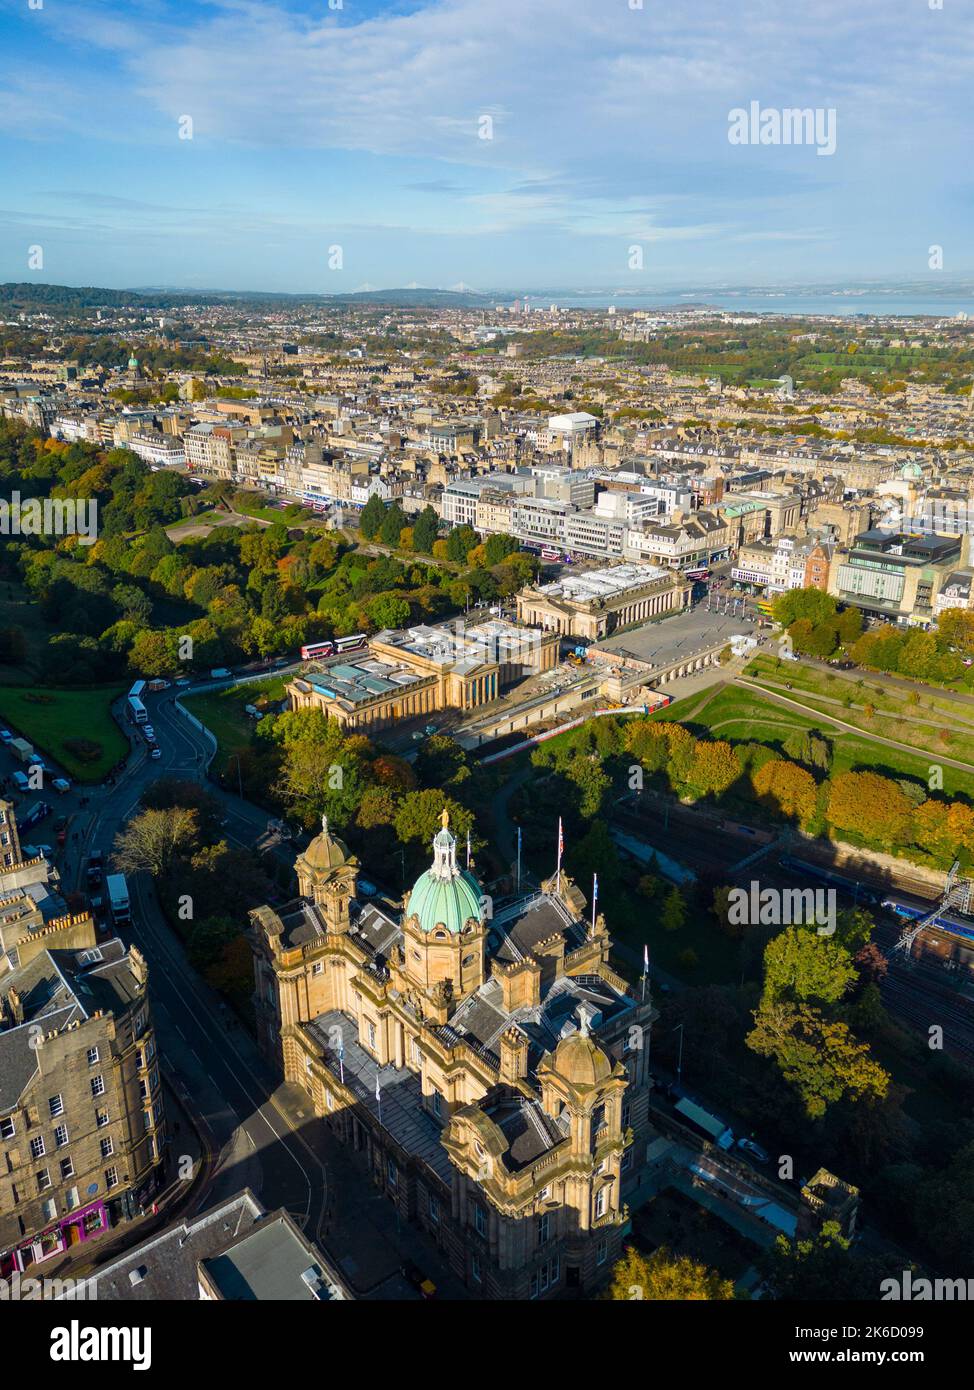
[734,676,974,774]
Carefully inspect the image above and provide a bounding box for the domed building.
[295,815,358,935]
[248,808,658,1299]
[399,810,488,1007]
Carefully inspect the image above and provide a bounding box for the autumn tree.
[827,771,913,848]
[606,1246,734,1301]
[752,758,817,826]
[747,1000,889,1119]
[113,806,200,878]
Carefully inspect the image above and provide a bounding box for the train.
[882,898,974,947]
[777,855,879,905]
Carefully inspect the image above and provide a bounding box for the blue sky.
[0,0,971,292]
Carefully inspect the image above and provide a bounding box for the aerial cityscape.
[0,0,970,1364]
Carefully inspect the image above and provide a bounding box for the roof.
[201,1211,347,1300]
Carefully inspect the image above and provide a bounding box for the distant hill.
[0,282,496,313]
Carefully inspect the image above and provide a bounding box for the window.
[428,1192,440,1224]
[90,1075,105,1098]
[312,962,324,976]
[86,1047,99,1066]
[325,1090,334,1112]
[139,1079,149,1100]
[30,1135,45,1159]
[0,1116,15,1140]
[96,1110,109,1128]
[475,1205,487,1238]
[621,1101,631,1130]
[471,1254,481,1284]
[538,1185,550,1201]
[387,1159,398,1189]
[537,1213,549,1246]
[367,1021,377,1050]
[134,1049,144,1070]
[54,1124,69,1148]
[60,1157,74,1180]
[597,1239,608,1266]
[48,1094,64,1118]
[530,1257,560,1298]
[41,1198,57,1223]
[595,1186,607,1219]
[430,1090,442,1119]
[100,1137,114,1158]
[621,1149,632,1172]
[143,1110,153,1131]
[5,947,19,970]
[65,1187,80,1212]
[37,1169,51,1193]
[105,1166,118,1189]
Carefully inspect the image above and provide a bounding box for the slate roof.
[309,1010,453,1183]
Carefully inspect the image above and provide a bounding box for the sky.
[0,0,971,294]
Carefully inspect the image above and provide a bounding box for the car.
[175,676,192,687]
[736,1137,770,1165]
[357,879,378,898]
[400,1261,436,1299]
[143,731,157,747]
[56,826,68,846]
[22,844,53,860]
[53,816,68,833]
[52,778,71,794]
[0,729,12,743]
[142,725,155,739]
[150,746,162,760]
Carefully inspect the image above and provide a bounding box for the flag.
[517,825,522,852]
[466,829,472,868]
[643,943,649,974]
[375,1071,381,1101]
[592,872,599,905]
[558,817,564,859]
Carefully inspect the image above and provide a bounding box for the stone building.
[516,563,687,641]
[0,935,165,1275]
[286,619,559,733]
[249,812,656,1298]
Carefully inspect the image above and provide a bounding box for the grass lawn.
[675,684,974,796]
[183,676,288,776]
[0,685,128,781]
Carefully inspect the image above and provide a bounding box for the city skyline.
[1,0,972,292]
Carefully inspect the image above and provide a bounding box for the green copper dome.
[407,809,483,935]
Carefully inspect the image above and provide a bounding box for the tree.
[759,1222,894,1301]
[773,587,838,628]
[412,505,439,554]
[379,501,407,547]
[359,493,386,541]
[113,807,199,878]
[606,1246,734,1301]
[762,927,857,1008]
[660,886,686,932]
[827,771,913,848]
[747,1000,889,1119]
[686,739,739,797]
[446,524,479,564]
[751,758,818,826]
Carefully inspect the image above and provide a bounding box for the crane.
[892,860,974,955]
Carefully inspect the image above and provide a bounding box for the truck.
[106,873,131,926]
[674,1096,735,1151]
[10,737,35,765]
[209,667,232,680]
[19,801,51,832]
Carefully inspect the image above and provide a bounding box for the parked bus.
[335,633,367,653]
[685,566,710,581]
[127,695,148,725]
[128,680,146,700]
[301,640,335,660]
[540,546,560,561]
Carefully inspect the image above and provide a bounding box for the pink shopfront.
[1,1199,110,1276]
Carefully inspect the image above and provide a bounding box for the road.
[51,680,462,1296]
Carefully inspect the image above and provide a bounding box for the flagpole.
[556,817,563,894]
[591,873,598,933]
[516,825,522,895]
[375,1071,382,1127]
